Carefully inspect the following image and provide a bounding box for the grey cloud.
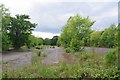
[27,2,117,33]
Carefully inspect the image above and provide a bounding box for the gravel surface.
[41,47,64,65]
[2,51,33,71]
[84,47,112,54]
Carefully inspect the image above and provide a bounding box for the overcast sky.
[1,0,119,39]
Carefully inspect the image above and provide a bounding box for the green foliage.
[59,15,117,49]
[27,35,44,48]
[65,47,71,53]
[2,17,12,51]
[59,14,95,51]
[41,53,47,57]
[51,36,58,46]
[0,32,1,52]
[43,38,51,45]
[56,38,61,47]
[0,4,10,17]
[104,49,117,66]
[7,14,37,49]
[100,24,117,48]
[70,37,80,51]
[1,4,12,51]
[90,30,101,47]
[2,32,12,51]
[35,46,41,49]
[1,6,37,51]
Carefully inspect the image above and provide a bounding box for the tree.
[27,35,43,48]
[38,37,44,45]
[51,36,58,46]
[100,24,117,48]
[0,4,10,17]
[81,29,92,47]
[1,4,12,51]
[7,14,37,49]
[90,30,101,47]
[59,14,95,51]
[43,38,51,45]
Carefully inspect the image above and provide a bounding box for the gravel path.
[1,47,65,71]
[1,51,33,71]
[41,47,64,65]
[84,47,112,54]
[2,51,33,63]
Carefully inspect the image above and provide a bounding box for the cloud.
[91,6,118,30]
[29,2,117,33]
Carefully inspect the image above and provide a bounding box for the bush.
[53,46,55,48]
[81,53,90,61]
[35,46,43,50]
[35,46,40,49]
[65,47,71,53]
[74,51,92,61]
[104,49,117,65]
[41,53,47,57]
[2,32,12,51]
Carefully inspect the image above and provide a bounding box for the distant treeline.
[28,35,58,48]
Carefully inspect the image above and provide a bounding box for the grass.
[2,59,119,78]
[2,47,119,79]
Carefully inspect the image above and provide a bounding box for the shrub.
[18,46,29,51]
[35,46,40,49]
[104,49,117,65]
[74,51,92,61]
[81,53,90,61]
[41,53,47,57]
[35,46,44,50]
[65,47,71,53]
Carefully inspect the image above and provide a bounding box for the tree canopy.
[1,4,37,50]
[1,4,11,51]
[7,14,37,49]
[58,14,95,51]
